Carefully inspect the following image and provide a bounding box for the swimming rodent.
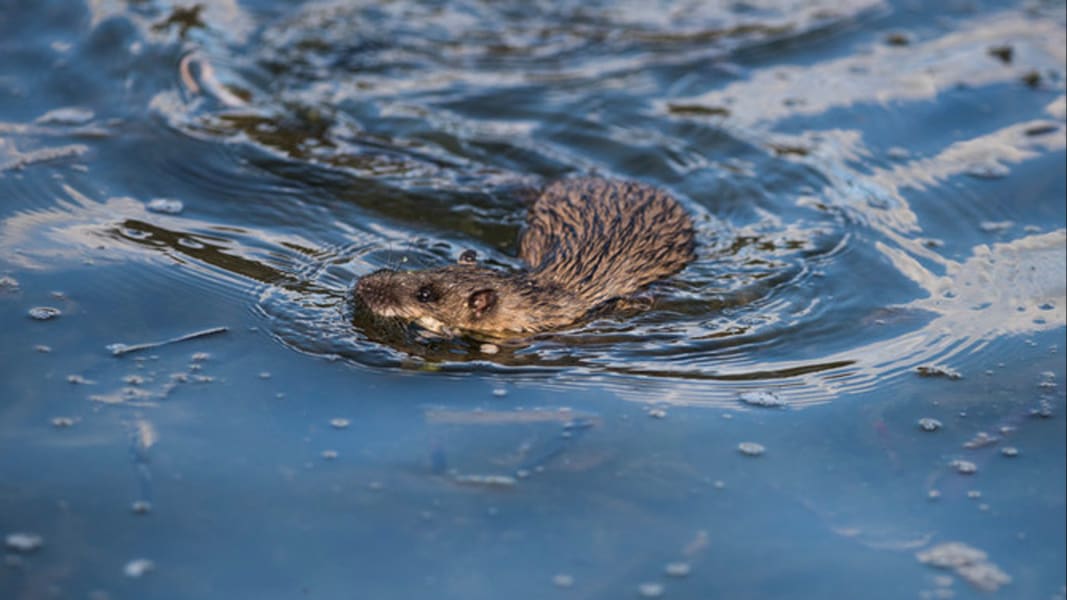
[354,178,695,337]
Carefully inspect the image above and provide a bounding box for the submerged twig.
[107,326,228,357]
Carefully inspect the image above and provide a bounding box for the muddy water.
[1,1,1064,598]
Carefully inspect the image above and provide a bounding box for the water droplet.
[917,418,942,432]
[737,442,765,456]
[28,306,61,320]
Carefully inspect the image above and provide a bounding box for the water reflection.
[0,0,1063,406]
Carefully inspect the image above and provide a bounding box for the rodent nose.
[354,270,396,308]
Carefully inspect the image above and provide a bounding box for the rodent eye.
[415,285,438,303]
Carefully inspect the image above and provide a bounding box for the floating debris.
[67,374,95,385]
[917,418,942,432]
[885,32,911,46]
[638,582,665,598]
[1024,123,1059,136]
[130,501,152,515]
[951,460,978,475]
[648,408,668,419]
[917,542,1011,592]
[1022,70,1042,88]
[107,326,228,356]
[0,275,19,294]
[258,371,271,379]
[987,44,1013,64]
[1000,446,1019,457]
[145,198,183,214]
[453,474,517,488]
[321,450,338,460]
[962,432,998,449]
[665,562,692,577]
[480,343,500,355]
[329,418,350,429]
[51,417,76,428]
[739,390,787,408]
[916,365,962,380]
[918,542,986,568]
[34,345,52,353]
[491,387,507,398]
[5,532,43,553]
[28,306,61,320]
[667,103,730,117]
[123,558,154,578]
[737,442,766,457]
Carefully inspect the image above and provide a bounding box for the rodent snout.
[354,270,399,313]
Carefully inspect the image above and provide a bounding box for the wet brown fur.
[355,178,695,336]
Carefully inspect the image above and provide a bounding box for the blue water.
[1,0,1064,598]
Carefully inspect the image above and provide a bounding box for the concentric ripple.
[2,0,1063,405]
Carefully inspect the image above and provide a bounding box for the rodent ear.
[467,289,497,318]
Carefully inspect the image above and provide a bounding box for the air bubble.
[28,306,61,320]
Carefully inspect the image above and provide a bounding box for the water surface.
[1,1,1064,598]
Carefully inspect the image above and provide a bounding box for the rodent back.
[519,179,695,306]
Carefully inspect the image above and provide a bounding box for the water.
[1,0,1064,598]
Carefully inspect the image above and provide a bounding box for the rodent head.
[355,263,517,336]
